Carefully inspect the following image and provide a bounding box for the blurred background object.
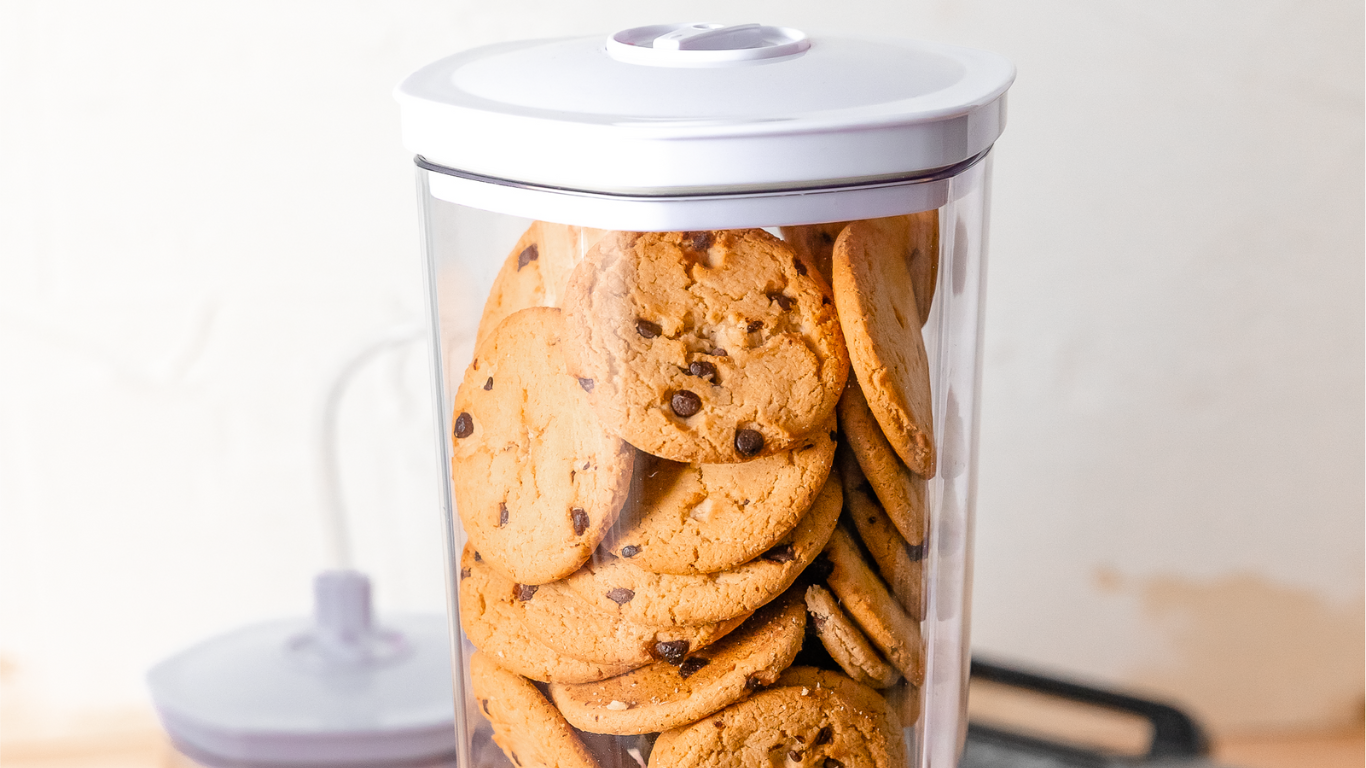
[0,1,1360,767]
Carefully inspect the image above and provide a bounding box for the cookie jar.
[396,23,1013,768]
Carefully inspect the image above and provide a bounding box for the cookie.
[838,447,926,620]
[837,382,927,547]
[469,651,602,768]
[562,229,848,463]
[832,218,936,476]
[452,306,635,585]
[565,472,843,626]
[603,417,837,574]
[779,221,847,285]
[804,585,899,689]
[459,544,638,683]
[648,667,906,768]
[548,590,807,735]
[476,222,606,350]
[822,527,924,685]
[513,576,749,667]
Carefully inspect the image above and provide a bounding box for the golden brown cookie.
[565,473,843,626]
[648,667,906,768]
[562,229,848,463]
[469,651,602,768]
[838,446,926,620]
[476,222,606,350]
[459,544,638,684]
[779,221,847,285]
[452,307,635,585]
[804,585,899,689]
[602,417,836,574]
[832,218,936,476]
[822,527,924,685]
[549,590,806,735]
[512,576,749,667]
[837,381,927,547]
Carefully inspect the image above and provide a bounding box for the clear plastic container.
[398,24,1012,768]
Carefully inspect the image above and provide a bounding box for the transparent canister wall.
[417,156,992,768]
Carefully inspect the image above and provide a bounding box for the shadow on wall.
[1093,568,1365,734]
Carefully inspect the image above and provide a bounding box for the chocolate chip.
[688,361,718,381]
[511,753,522,767]
[607,588,635,604]
[481,698,491,715]
[689,231,713,252]
[823,760,843,768]
[516,244,539,270]
[473,551,482,562]
[578,377,594,392]
[811,614,827,631]
[710,348,728,357]
[454,412,474,438]
[747,320,764,333]
[789,750,804,762]
[654,640,690,664]
[768,292,793,311]
[460,567,471,579]
[763,544,795,563]
[670,390,702,418]
[636,319,662,339]
[498,503,509,528]
[571,508,589,536]
[735,429,765,456]
[795,735,806,744]
[793,257,808,276]
[819,230,835,244]
[806,553,834,583]
[679,657,710,678]
[905,541,926,562]
[815,726,833,745]
[829,430,838,442]
[514,584,538,601]
[713,719,725,728]
[620,544,641,558]
[744,675,766,691]
[483,377,493,391]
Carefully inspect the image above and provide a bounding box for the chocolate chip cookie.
[838,446,926,620]
[779,221,847,285]
[804,584,899,689]
[476,222,606,350]
[562,229,848,463]
[459,544,638,684]
[548,590,806,735]
[832,218,936,476]
[822,527,924,685]
[648,666,905,768]
[451,306,635,585]
[564,473,843,626]
[469,651,602,768]
[837,381,927,547]
[603,417,836,574]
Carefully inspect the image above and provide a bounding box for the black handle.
[970,657,1210,760]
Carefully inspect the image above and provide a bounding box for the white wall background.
[2,0,1361,740]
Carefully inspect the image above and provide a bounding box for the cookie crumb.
[605,700,631,711]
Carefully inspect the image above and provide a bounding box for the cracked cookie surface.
[562,229,848,463]
[548,590,806,735]
[565,473,843,626]
[451,307,635,585]
[603,416,836,574]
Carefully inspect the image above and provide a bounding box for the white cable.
[317,324,427,570]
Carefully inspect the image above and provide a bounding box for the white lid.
[396,23,1014,196]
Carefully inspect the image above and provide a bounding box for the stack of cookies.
[450,218,939,768]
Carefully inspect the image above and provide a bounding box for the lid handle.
[652,23,762,51]
[607,22,810,67]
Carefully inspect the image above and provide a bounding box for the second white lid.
[396,24,1015,195]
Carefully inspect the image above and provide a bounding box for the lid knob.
[607,22,810,67]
